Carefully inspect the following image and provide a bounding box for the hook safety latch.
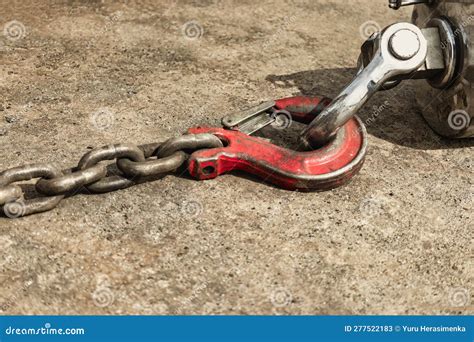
[187,96,367,191]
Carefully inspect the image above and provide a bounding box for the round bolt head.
[389,29,421,60]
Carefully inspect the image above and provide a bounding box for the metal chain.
[0,133,223,218]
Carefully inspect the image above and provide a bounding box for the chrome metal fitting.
[300,22,429,148]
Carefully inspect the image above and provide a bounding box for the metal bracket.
[221,101,276,135]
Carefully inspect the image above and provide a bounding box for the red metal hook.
[187,96,367,191]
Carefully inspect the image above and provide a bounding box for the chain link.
[0,164,65,217]
[77,144,146,193]
[0,133,223,218]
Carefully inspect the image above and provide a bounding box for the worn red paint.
[187,96,366,191]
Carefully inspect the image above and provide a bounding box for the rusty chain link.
[0,133,223,218]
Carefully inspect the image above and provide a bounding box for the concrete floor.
[0,0,472,315]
